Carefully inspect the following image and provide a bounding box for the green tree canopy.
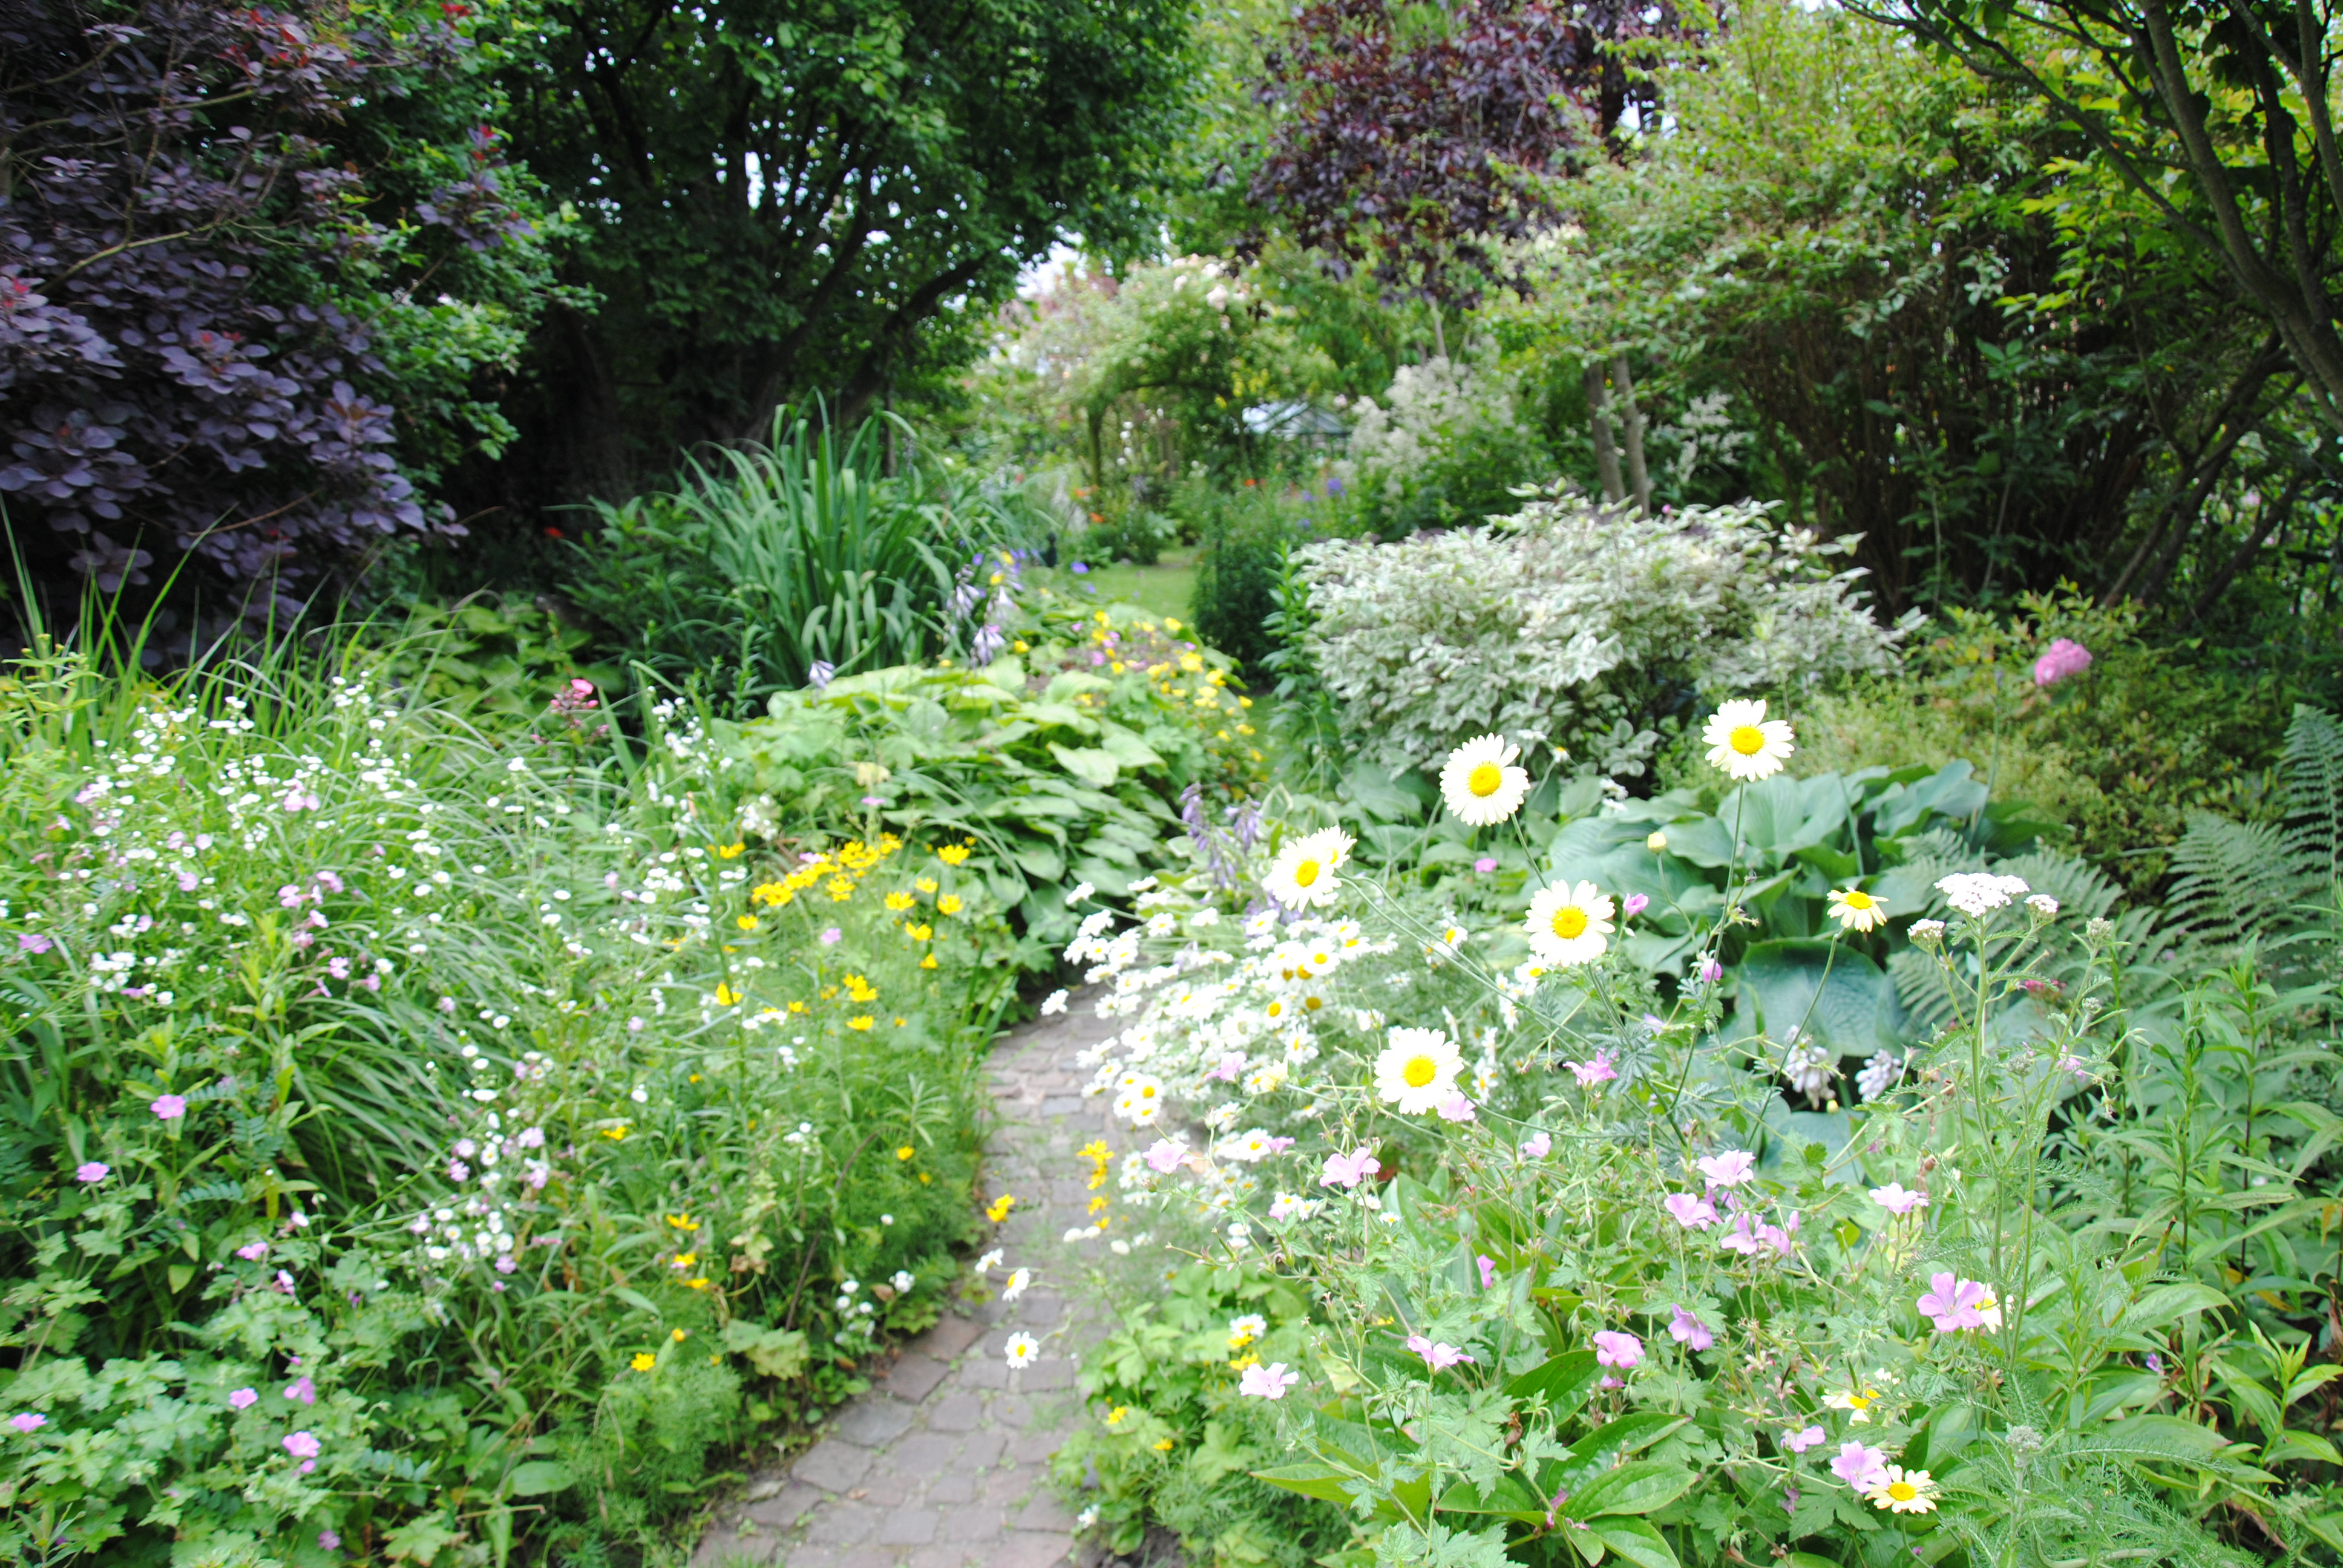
[493,0,1202,498]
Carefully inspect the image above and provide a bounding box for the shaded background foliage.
[0,0,559,641]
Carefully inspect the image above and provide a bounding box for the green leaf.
[1252,1463,1357,1505]
[722,1319,810,1379]
[1586,1518,1682,1568]
[1505,1348,1599,1413]
[505,1460,575,1497]
[1047,743,1121,787]
[1561,1461,1694,1518]
[384,1515,462,1564]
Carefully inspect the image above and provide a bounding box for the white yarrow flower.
[1936,872,2029,918]
[1039,988,1069,1016]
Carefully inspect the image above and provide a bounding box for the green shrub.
[1189,484,1296,675]
[1775,586,2307,887]
[0,639,1016,1564]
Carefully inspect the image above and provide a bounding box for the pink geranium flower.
[1405,1333,1475,1371]
[1831,1442,1889,1490]
[1869,1183,1927,1216]
[1566,1053,1616,1088]
[1144,1139,1188,1174]
[75,1162,109,1184]
[1518,1132,1551,1159]
[1319,1146,1380,1191]
[1782,1425,1826,1455]
[1621,893,1650,917]
[151,1094,186,1120]
[1667,1306,1714,1351]
[1436,1093,1477,1123]
[1591,1330,1643,1369]
[283,1431,321,1459]
[1696,1151,1755,1187]
[1663,1192,1718,1230]
[1476,1255,1497,1290]
[1238,1362,1300,1399]
[1917,1273,2001,1332]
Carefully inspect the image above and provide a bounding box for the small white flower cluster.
[1934,873,2033,919]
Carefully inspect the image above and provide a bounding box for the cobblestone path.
[693,998,1124,1568]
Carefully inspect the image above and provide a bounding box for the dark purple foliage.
[1250,0,1691,306]
[0,1,517,621]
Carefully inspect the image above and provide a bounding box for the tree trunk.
[1612,356,1652,514]
[1585,364,1625,505]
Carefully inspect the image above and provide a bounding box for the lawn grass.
[1053,549,1199,624]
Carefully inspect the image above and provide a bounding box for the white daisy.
[1439,734,1530,826]
[1702,698,1795,782]
[1001,1267,1031,1300]
[1827,886,1888,933]
[1003,1332,1040,1368]
[1523,881,1614,967]
[1374,1028,1463,1114]
[1262,826,1354,910]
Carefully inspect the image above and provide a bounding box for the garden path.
[693,993,1130,1568]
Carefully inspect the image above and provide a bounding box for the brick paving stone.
[802,1501,879,1545]
[911,1316,983,1359]
[693,998,1124,1568]
[883,1352,950,1403]
[746,1483,824,1529]
[831,1400,916,1447]
[877,1506,939,1546]
[922,1391,984,1432]
[795,1440,873,1494]
[993,1531,1078,1568]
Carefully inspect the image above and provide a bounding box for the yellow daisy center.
[1844,890,1875,910]
[1847,1391,1873,1408]
[1293,859,1321,887]
[1552,907,1588,940]
[1729,724,1766,756]
[1887,1481,1916,1502]
[1467,762,1504,797]
[1402,1054,1438,1088]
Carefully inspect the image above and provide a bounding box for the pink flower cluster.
[2033,637,2092,687]
[1916,1272,2002,1332]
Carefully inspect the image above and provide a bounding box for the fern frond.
[2281,702,2343,889]
[2164,811,2310,948]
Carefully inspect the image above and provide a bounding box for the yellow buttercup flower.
[885,892,917,912]
[666,1213,699,1232]
[848,1015,875,1031]
[937,843,972,866]
[985,1194,1017,1223]
[915,877,939,893]
[753,882,789,906]
[686,1278,710,1291]
[937,894,963,916]
[920,954,938,969]
[1153,1438,1174,1452]
[717,842,745,859]
[736,913,760,931]
[670,1328,687,1342]
[715,983,741,1005]
[603,1125,630,1140]
[631,1353,656,1372]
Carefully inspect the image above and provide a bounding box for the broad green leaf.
[1253,1463,1357,1505]
[505,1460,575,1497]
[1561,1461,1694,1518]
[1587,1517,1682,1568]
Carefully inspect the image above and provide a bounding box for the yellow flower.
[1228,1352,1260,1371]
[717,842,745,859]
[848,1015,875,1031]
[985,1194,1017,1223]
[1087,1195,1110,1215]
[1646,832,1668,852]
[1106,1405,1130,1427]
[844,974,877,1002]
[631,1353,656,1372]
[885,892,917,912]
[827,878,854,901]
[915,877,939,893]
[936,894,962,916]
[715,983,741,1006]
[671,1328,687,1342]
[1824,1387,1881,1422]
[752,881,789,906]
[937,843,972,866]
[672,1252,697,1269]
[788,999,808,1014]
[603,1125,629,1141]
[686,1278,710,1290]
[896,1145,916,1161]
[667,1214,699,1231]
[918,1171,932,1183]
[736,913,760,931]
[1828,886,1889,933]
[1153,1438,1175,1452]
[905,923,932,941]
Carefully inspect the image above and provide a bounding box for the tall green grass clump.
[571,408,1046,713]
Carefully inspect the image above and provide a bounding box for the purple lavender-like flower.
[807,661,836,690]
[971,623,1006,665]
